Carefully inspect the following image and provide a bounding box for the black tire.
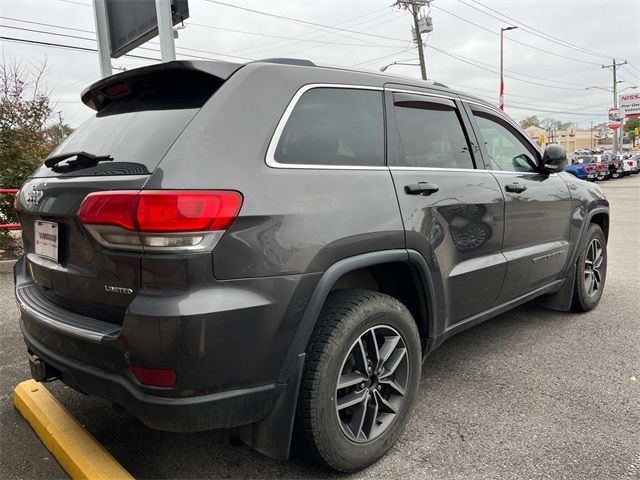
[571,224,607,312]
[294,289,421,472]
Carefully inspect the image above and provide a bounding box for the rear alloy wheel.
[295,289,421,472]
[571,224,607,312]
[335,325,409,443]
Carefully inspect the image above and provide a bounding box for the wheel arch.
[243,249,438,461]
[279,249,437,385]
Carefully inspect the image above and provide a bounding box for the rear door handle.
[404,182,439,196]
[505,182,527,194]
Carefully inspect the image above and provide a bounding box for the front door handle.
[404,182,439,196]
[505,182,527,194]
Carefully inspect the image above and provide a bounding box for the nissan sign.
[620,92,640,118]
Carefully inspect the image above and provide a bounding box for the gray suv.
[14,59,609,472]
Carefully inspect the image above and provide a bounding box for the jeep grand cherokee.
[14,59,609,472]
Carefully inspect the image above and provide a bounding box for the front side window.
[473,111,538,172]
[274,88,384,167]
[393,97,474,169]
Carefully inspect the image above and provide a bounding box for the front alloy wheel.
[571,223,607,311]
[583,238,604,297]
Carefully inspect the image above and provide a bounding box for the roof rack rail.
[254,58,316,67]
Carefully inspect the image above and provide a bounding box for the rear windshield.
[32,81,217,178]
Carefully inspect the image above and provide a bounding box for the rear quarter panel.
[147,63,404,279]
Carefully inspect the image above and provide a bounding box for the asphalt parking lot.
[1,175,639,480]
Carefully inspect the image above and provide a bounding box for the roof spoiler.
[81,60,243,111]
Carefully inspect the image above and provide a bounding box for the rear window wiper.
[44,151,113,172]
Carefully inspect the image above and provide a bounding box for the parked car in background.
[622,154,638,175]
[565,161,595,181]
[577,155,609,181]
[602,154,624,179]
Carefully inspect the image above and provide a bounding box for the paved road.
[1,175,639,480]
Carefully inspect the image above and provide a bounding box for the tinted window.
[33,80,219,178]
[275,88,384,166]
[473,112,537,172]
[394,98,473,169]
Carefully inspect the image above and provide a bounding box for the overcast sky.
[1,0,639,128]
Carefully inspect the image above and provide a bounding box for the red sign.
[608,123,621,130]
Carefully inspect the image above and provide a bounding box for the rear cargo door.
[15,62,237,323]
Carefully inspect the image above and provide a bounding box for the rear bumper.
[14,257,318,432]
[21,323,280,432]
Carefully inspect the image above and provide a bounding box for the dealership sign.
[619,92,640,118]
[608,107,621,129]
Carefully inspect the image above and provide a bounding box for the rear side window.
[274,88,384,167]
[393,95,474,169]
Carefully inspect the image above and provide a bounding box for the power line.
[0,35,159,61]
[212,7,396,57]
[620,66,640,83]
[273,11,410,59]
[0,23,253,62]
[445,81,611,108]
[427,45,589,91]
[350,47,414,68]
[196,2,604,91]
[432,4,602,67]
[0,15,94,34]
[187,22,397,48]
[458,0,613,60]
[202,0,408,46]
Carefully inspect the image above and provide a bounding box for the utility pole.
[590,121,593,149]
[56,111,66,145]
[395,1,431,80]
[602,59,627,154]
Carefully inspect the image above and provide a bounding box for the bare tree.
[0,56,55,229]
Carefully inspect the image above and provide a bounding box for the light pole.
[380,61,421,72]
[499,26,517,110]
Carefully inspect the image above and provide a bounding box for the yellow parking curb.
[13,379,133,480]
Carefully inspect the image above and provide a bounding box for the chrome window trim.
[390,166,485,173]
[265,83,387,171]
[385,87,458,102]
[389,166,557,177]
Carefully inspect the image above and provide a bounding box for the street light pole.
[499,26,517,110]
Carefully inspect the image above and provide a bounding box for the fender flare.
[538,206,609,311]
[277,248,438,384]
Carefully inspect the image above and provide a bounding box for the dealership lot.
[1,175,639,480]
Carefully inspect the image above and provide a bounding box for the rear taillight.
[78,190,242,252]
[628,161,634,167]
[584,166,591,173]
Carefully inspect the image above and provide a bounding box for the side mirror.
[541,144,567,173]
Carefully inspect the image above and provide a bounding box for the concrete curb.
[13,379,133,480]
[0,259,16,274]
